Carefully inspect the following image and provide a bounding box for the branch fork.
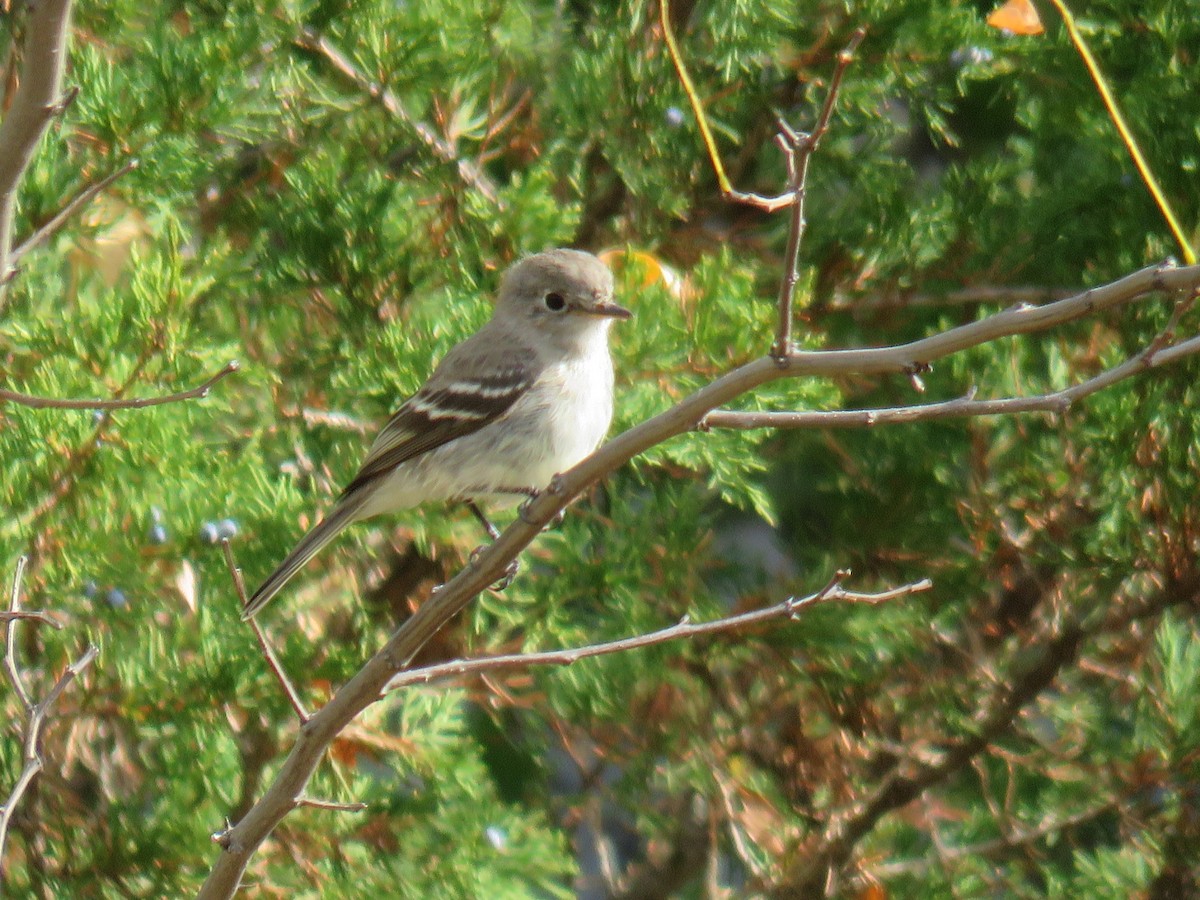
[1,558,99,878]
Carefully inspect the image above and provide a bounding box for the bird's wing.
[341,342,538,496]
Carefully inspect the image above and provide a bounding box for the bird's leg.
[466,500,520,590]
[466,500,502,541]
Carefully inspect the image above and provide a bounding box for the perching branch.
[824,282,1075,311]
[0,360,240,410]
[384,573,932,693]
[0,558,99,881]
[0,0,76,299]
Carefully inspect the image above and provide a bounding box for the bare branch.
[296,797,368,813]
[0,559,99,878]
[384,575,932,693]
[0,611,63,628]
[221,541,310,723]
[825,283,1076,311]
[0,0,75,300]
[702,324,1200,431]
[7,158,139,269]
[196,258,1200,900]
[771,28,866,360]
[0,360,240,410]
[4,558,34,712]
[660,0,804,214]
[293,27,501,205]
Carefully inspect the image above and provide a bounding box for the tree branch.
[0,611,64,628]
[771,28,865,359]
[3,558,34,713]
[295,797,367,813]
[0,558,99,881]
[293,27,501,205]
[824,283,1075,312]
[221,541,310,723]
[0,360,240,410]
[0,0,75,299]
[384,573,932,693]
[7,158,139,270]
[703,329,1200,431]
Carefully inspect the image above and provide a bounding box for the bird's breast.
[545,350,615,467]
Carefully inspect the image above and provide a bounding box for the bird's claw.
[519,481,567,528]
[518,491,541,524]
[469,545,521,591]
[491,559,520,592]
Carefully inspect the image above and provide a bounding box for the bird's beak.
[588,301,633,320]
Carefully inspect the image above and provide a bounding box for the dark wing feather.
[341,354,537,496]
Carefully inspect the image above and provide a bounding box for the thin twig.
[7,158,139,269]
[4,558,34,712]
[0,610,64,628]
[384,575,932,693]
[293,27,501,205]
[0,360,240,410]
[771,28,865,359]
[0,559,99,877]
[295,797,368,813]
[221,541,310,723]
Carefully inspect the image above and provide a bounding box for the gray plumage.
[243,249,629,618]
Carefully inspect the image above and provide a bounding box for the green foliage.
[2,0,1199,896]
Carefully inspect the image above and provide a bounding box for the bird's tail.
[242,493,369,619]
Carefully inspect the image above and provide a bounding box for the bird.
[243,248,630,619]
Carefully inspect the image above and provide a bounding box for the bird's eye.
[543,291,566,311]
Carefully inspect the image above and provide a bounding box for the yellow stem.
[659,0,734,196]
[1047,0,1195,265]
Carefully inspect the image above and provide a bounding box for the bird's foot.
[518,476,568,527]
[469,545,521,591]
[517,490,541,525]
